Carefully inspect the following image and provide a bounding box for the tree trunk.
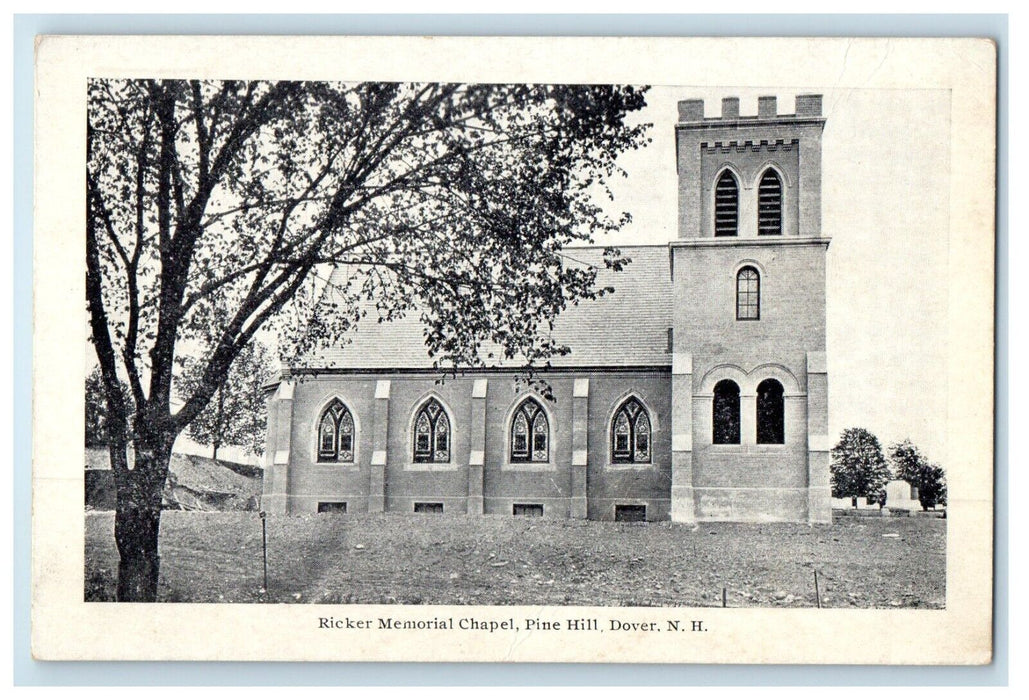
[212,442,219,461]
[114,436,173,602]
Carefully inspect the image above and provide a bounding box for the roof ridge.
[564,243,672,251]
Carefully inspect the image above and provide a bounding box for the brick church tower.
[668,95,832,523]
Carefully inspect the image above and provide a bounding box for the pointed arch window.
[413,398,450,463]
[511,398,549,463]
[758,169,783,235]
[317,399,355,463]
[712,380,741,445]
[736,266,760,320]
[611,397,652,464]
[756,378,785,444]
[714,170,739,237]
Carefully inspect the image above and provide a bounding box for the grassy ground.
[85,511,945,608]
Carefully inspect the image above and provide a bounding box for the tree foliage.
[85,365,132,448]
[177,340,275,460]
[86,78,650,600]
[830,427,891,501]
[888,439,947,510]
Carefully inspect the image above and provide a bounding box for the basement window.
[414,502,444,514]
[317,502,347,514]
[513,503,544,517]
[615,505,647,522]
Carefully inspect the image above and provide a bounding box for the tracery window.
[714,170,740,237]
[712,380,741,445]
[757,169,783,235]
[611,397,652,464]
[317,399,355,463]
[511,398,549,463]
[413,398,450,463]
[756,378,785,445]
[736,266,760,320]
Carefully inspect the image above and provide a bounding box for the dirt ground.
[85,510,945,608]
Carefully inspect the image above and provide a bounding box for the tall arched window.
[757,169,783,235]
[756,378,785,444]
[714,170,739,237]
[317,399,355,463]
[611,397,652,464]
[511,398,549,463]
[413,398,450,463]
[712,380,741,445]
[736,266,760,320]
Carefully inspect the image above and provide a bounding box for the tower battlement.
[675,93,826,240]
[678,94,823,123]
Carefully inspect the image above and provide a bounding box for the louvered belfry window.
[758,169,783,235]
[714,170,739,236]
[413,398,450,463]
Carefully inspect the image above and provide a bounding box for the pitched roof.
[300,245,673,370]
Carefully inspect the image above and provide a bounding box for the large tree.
[888,439,947,510]
[86,79,649,600]
[830,427,891,504]
[177,339,274,460]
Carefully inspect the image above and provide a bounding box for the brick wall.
[264,370,675,520]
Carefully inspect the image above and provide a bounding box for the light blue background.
[13,13,1008,686]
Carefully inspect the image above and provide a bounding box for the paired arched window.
[511,397,549,463]
[712,380,741,445]
[757,169,783,235]
[413,398,450,463]
[711,377,786,445]
[714,170,739,237]
[611,397,652,463]
[736,266,760,320]
[756,379,785,444]
[317,399,355,462]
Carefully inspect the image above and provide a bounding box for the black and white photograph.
[32,35,995,664]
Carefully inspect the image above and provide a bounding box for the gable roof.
[300,245,673,371]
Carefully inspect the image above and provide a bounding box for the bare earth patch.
[85,511,945,608]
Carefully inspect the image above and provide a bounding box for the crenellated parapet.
[678,94,823,123]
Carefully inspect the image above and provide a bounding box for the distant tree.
[830,428,891,503]
[888,439,947,510]
[177,341,275,460]
[85,365,132,448]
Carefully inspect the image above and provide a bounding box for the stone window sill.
[605,463,657,471]
[404,463,460,472]
[312,461,360,470]
[501,462,557,472]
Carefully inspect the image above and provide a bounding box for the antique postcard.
[31,35,995,663]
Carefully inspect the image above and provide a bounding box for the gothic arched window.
[413,398,450,463]
[511,398,549,463]
[712,380,741,445]
[757,169,783,235]
[756,378,785,444]
[317,399,355,463]
[736,266,760,320]
[611,397,652,464]
[714,170,739,237]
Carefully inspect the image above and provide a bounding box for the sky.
[591,86,951,464]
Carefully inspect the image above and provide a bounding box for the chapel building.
[261,94,832,524]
